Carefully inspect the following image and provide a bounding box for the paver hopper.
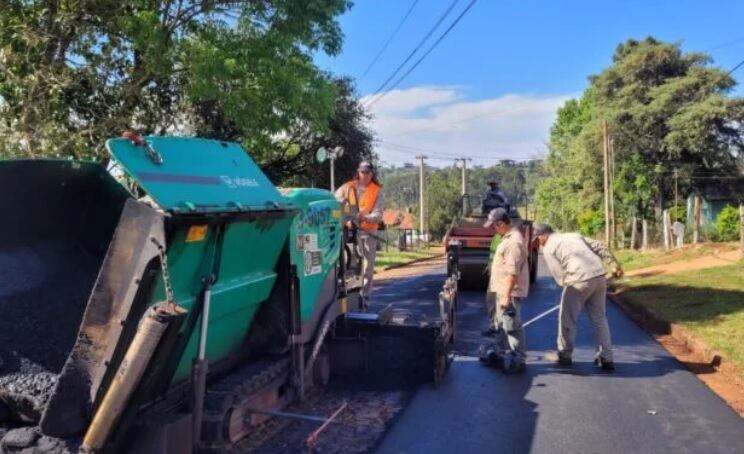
[0,136,456,453]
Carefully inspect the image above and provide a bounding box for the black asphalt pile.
[0,243,98,423]
[239,387,409,453]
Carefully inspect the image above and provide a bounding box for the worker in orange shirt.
[335,161,385,308]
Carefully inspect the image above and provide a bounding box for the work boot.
[503,362,526,374]
[546,352,572,366]
[502,354,526,375]
[478,344,504,369]
[594,357,615,372]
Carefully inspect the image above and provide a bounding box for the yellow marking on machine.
[186,225,208,242]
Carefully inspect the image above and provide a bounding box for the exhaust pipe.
[82,302,184,451]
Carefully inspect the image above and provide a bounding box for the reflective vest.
[344,180,380,231]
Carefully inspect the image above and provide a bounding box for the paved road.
[373,259,744,454]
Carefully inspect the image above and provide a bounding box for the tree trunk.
[662,210,670,251]
[630,216,637,249]
[739,203,743,255]
[654,181,664,221]
[642,219,649,251]
[693,194,701,244]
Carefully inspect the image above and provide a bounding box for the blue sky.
[315,0,744,166]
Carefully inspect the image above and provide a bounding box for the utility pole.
[416,155,427,247]
[455,157,471,216]
[740,203,744,254]
[609,134,616,248]
[330,157,335,193]
[603,120,611,247]
[329,147,344,193]
[454,158,471,195]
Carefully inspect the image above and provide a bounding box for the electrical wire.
[377,140,540,163]
[367,0,479,108]
[728,57,744,75]
[365,0,462,104]
[359,0,421,81]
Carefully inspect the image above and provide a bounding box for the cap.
[487,175,499,184]
[484,207,510,227]
[533,223,553,236]
[358,161,373,172]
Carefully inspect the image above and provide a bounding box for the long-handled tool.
[305,401,348,449]
[522,304,560,328]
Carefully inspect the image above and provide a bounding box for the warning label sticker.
[296,233,318,251]
[304,250,322,276]
[298,233,321,275]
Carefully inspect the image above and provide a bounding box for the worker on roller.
[483,176,509,212]
[482,207,529,374]
[335,161,385,308]
[532,224,623,371]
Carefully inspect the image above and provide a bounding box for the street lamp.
[316,146,344,192]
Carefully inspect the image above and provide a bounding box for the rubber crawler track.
[199,357,291,453]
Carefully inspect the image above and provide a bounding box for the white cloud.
[364,86,574,167]
[362,86,461,114]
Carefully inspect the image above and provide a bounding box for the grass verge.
[617,260,744,372]
[375,247,441,272]
[615,242,739,271]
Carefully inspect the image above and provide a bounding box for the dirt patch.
[610,293,744,418]
[626,249,742,278]
[375,256,446,281]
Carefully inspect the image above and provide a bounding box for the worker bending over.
[533,224,623,371]
[483,208,529,373]
[335,161,385,308]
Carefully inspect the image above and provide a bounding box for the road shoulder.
[611,292,744,418]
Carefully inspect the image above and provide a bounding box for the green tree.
[538,37,744,233]
[425,168,461,239]
[378,164,419,210]
[0,0,350,163]
[379,161,542,241]
[258,77,376,186]
[536,89,600,229]
[577,209,604,237]
[716,205,740,241]
[592,37,744,217]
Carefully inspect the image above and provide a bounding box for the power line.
[364,0,462,104]
[359,0,420,81]
[728,57,744,75]
[376,141,540,163]
[375,139,460,158]
[367,0,479,108]
[703,36,744,52]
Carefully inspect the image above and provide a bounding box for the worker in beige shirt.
[483,208,530,373]
[533,224,623,371]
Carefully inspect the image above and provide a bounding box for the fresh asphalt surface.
[371,257,744,454]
